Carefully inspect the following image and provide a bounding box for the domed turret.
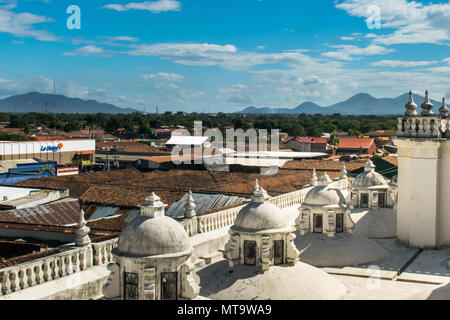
[103,193,199,300]
[225,180,299,270]
[351,160,395,210]
[297,173,352,237]
[234,179,290,231]
[118,193,191,257]
[353,160,388,188]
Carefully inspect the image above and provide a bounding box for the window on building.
[336,213,344,233]
[361,194,369,208]
[313,214,323,233]
[123,272,138,300]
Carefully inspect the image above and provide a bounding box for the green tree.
[327,133,340,155]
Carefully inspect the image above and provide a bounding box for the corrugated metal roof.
[166,192,248,218]
[88,206,120,221]
[0,198,81,226]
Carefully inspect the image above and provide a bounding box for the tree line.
[0,112,397,139]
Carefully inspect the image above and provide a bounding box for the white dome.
[303,185,346,207]
[197,260,348,300]
[118,215,191,257]
[234,202,290,231]
[353,171,388,188]
[353,160,388,188]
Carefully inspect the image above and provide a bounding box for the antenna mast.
[53,81,56,138]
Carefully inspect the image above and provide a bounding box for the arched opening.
[313,214,323,233]
[244,240,257,265]
[273,240,284,265]
[336,213,344,233]
[360,193,369,208]
[161,272,178,300]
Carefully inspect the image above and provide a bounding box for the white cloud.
[321,44,393,61]
[335,0,450,45]
[340,36,355,41]
[141,72,184,82]
[0,4,57,41]
[128,42,318,70]
[103,0,181,13]
[105,36,139,42]
[63,45,113,57]
[371,60,439,68]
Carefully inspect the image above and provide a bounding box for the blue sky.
[0,0,449,112]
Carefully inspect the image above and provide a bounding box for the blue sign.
[40,144,63,152]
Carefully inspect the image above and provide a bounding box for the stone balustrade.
[91,238,118,266]
[0,238,118,297]
[397,116,449,138]
[197,205,244,233]
[268,187,314,209]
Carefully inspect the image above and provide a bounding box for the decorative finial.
[252,179,269,203]
[439,97,448,117]
[74,209,91,247]
[253,179,260,193]
[340,162,348,179]
[364,159,376,172]
[184,190,196,219]
[421,90,434,116]
[404,90,418,116]
[140,192,167,218]
[310,168,318,186]
[318,173,331,186]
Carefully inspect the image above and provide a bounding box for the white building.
[393,91,450,248]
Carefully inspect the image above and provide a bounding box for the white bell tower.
[393,91,450,248]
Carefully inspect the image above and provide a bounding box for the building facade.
[0,140,95,166]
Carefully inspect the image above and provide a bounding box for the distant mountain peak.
[0,92,137,114]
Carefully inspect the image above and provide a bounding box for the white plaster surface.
[197,259,349,300]
[294,232,389,267]
[351,208,397,239]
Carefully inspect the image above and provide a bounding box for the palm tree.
[327,133,340,155]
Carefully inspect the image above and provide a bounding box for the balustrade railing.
[0,238,118,297]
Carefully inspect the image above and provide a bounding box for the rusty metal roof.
[0,198,81,226]
[166,192,248,218]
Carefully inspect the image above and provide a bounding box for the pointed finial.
[340,162,348,179]
[364,159,376,172]
[140,192,167,218]
[421,90,434,116]
[252,179,269,203]
[74,209,91,247]
[439,97,448,117]
[184,190,196,219]
[253,179,260,193]
[404,90,418,116]
[310,168,318,186]
[318,173,332,186]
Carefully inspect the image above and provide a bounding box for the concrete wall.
[438,140,450,246]
[394,138,447,248]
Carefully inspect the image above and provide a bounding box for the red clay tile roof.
[337,137,375,150]
[294,137,328,144]
[382,156,398,166]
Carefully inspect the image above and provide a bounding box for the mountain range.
[0,91,444,115]
[238,92,443,115]
[0,92,137,114]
